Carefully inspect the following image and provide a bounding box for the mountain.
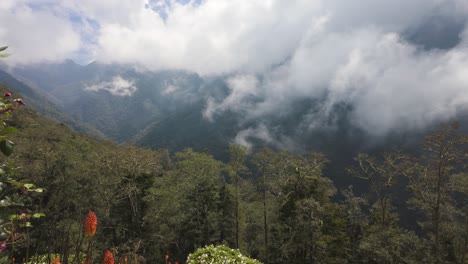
[4,62,227,141]
[1,60,463,190]
[0,69,105,138]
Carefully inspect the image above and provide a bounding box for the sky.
[1,0,468,138]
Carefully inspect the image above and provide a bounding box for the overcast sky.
[1,0,468,137]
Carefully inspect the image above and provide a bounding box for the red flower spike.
[103,249,115,264]
[84,211,97,237]
[52,257,61,264]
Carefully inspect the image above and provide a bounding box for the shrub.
[186,245,262,264]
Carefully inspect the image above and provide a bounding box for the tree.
[227,144,249,249]
[350,152,405,227]
[341,187,368,262]
[252,148,278,263]
[144,149,225,262]
[401,122,468,263]
[272,151,341,263]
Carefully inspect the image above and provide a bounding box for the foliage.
[0,46,47,263]
[398,122,468,263]
[186,245,262,264]
[144,148,226,262]
[1,57,468,262]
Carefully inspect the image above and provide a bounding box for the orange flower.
[52,257,61,264]
[84,211,97,237]
[124,255,128,264]
[103,249,115,264]
[165,254,169,260]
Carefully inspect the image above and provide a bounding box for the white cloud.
[0,3,81,64]
[161,82,179,95]
[90,0,463,74]
[93,0,325,74]
[210,26,468,136]
[203,74,258,120]
[324,31,468,135]
[85,76,137,96]
[233,124,298,151]
[2,0,468,137]
[233,124,274,149]
[1,0,466,69]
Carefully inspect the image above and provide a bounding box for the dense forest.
[0,86,466,263]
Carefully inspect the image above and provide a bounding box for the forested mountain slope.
[0,80,465,263]
[1,63,443,191]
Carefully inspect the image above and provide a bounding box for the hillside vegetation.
[0,95,465,263]
[0,49,466,263]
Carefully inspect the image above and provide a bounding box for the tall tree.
[228,144,249,249]
[145,148,225,262]
[252,148,278,263]
[273,151,340,263]
[350,152,405,227]
[401,122,468,263]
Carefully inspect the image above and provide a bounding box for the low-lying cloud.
[203,74,259,121]
[85,76,137,96]
[233,124,298,151]
[210,28,468,137]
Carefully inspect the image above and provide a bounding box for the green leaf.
[0,127,17,135]
[0,46,7,52]
[24,183,34,189]
[7,180,22,187]
[34,188,44,193]
[0,140,14,156]
[0,54,10,58]
[32,213,46,218]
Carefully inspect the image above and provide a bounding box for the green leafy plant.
[0,46,45,263]
[186,245,262,264]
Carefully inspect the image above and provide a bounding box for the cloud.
[0,2,81,64]
[233,124,298,151]
[94,1,326,74]
[85,76,137,96]
[209,26,468,136]
[2,0,468,137]
[203,74,259,121]
[91,0,467,74]
[233,126,269,149]
[324,32,468,135]
[161,82,179,95]
[2,0,467,69]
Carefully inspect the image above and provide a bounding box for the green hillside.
[0,70,106,139]
[0,79,464,263]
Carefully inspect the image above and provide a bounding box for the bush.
[186,245,262,264]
